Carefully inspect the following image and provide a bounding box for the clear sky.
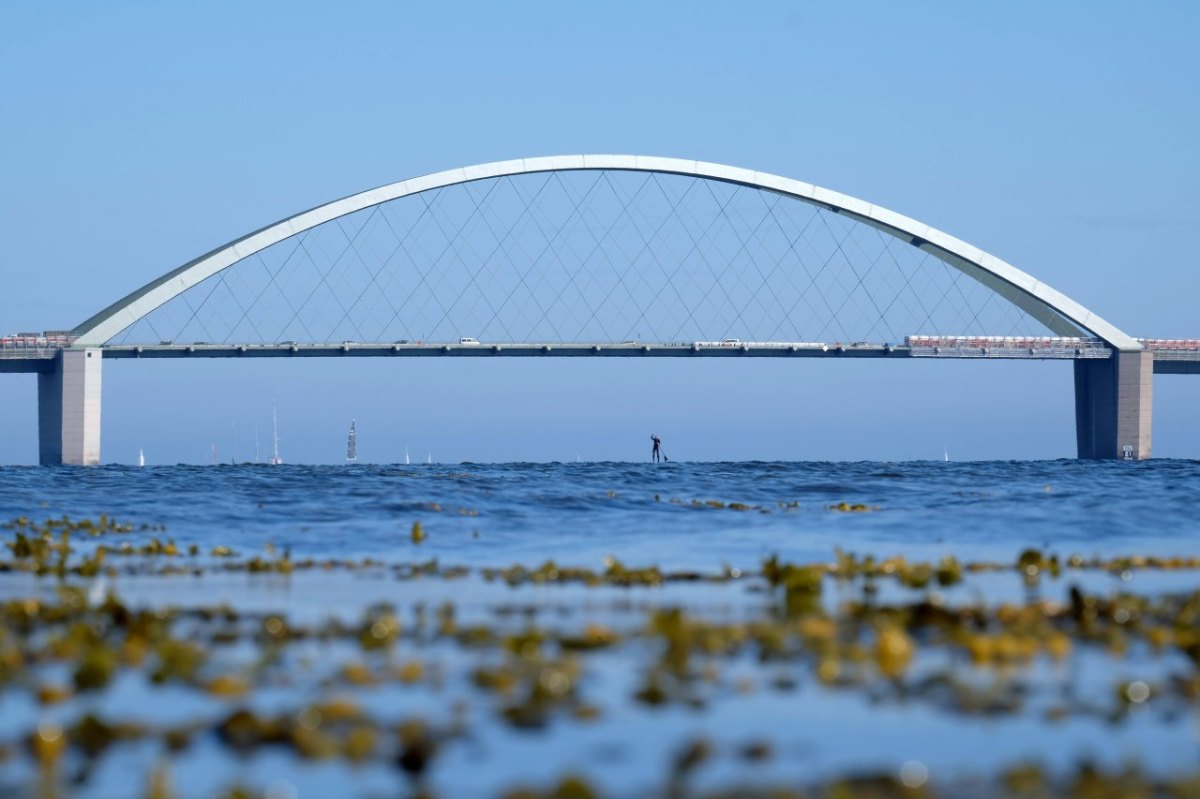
[1,1,1197,464]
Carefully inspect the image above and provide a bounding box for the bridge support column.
[1074,351,1152,460]
[38,349,102,465]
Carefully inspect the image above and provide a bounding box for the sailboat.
[404,446,410,465]
[426,452,432,465]
[138,449,145,467]
[346,420,358,463]
[268,401,283,465]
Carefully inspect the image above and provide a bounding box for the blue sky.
[1,1,1197,463]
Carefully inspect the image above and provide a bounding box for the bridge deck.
[101,341,1120,358]
[1148,349,1200,374]
[0,340,1109,361]
[4,341,1198,373]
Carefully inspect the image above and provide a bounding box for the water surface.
[0,460,1197,798]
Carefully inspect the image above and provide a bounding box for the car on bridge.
[458,337,481,346]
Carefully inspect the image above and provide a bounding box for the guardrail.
[905,336,1111,359]
[1137,339,1200,352]
[94,339,1092,360]
[0,344,62,359]
[7,338,1199,362]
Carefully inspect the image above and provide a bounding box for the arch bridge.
[4,155,1193,464]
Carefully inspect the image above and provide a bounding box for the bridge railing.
[0,331,74,358]
[1138,338,1200,351]
[905,335,1110,358]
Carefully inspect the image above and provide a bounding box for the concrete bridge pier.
[37,348,102,465]
[1074,350,1152,460]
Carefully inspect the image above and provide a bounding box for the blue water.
[1,460,1198,798]
[3,460,1199,566]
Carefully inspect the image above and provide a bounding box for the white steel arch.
[72,155,1141,350]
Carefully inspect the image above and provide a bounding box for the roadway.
[4,340,1198,373]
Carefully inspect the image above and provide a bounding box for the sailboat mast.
[346,420,357,463]
[270,400,282,465]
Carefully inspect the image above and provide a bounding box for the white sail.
[268,401,282,465]
[405,446,410,465]
[346,420,358,462]
[138,449,145,467]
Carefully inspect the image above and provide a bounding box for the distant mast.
[268,401,282,465]
[138,448,145,468]
[346,420,358,463]
[405,446,410,465]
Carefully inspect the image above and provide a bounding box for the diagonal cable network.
[836,224,902,343]
[535,170,647,342]
[325,209,386,339]
[461,175,556,342]
[114,171,1068,348]
[472,172,562,340]
[291,223,365,342]
[535,170,622,339]
[376,189,445,341]
[591,172,703,341]
[403,189,473,338]
[431,177,517,340]
[784,209,855,343]
[822,214,894,343]
[245,237,309,340]
[557,170,671,341]
[335,206,407,339]
[520,170,619,338]
[734,192,793,338]
[568,172,657,340]
[422,177,516,338]
[761,201,823,341]
[626,174,710,341]
[487,170,607,341]
[485,174,573,337]
[211,266,267,343]
[655,177,740,340]
[640,174,742,340]
[710,185,790,338]
[761,198,831,342]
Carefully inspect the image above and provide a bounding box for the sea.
[0,460,1198,797]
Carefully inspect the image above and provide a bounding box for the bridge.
[2,155,1196,464]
